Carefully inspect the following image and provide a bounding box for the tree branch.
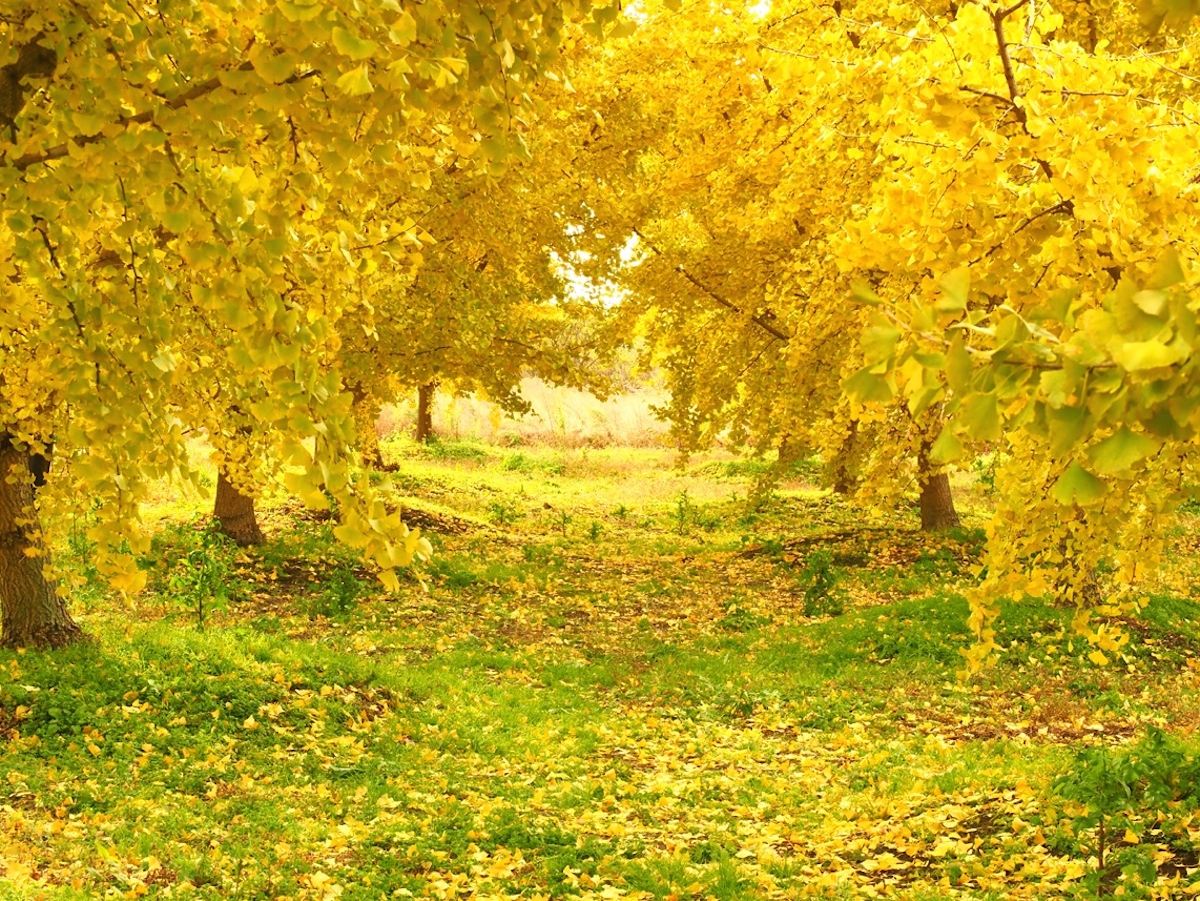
[958,84,1017,107]
[7,62,318,171]
[632,227,791,343]
[990,4,1054,180]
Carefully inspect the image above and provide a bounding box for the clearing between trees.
[3,436,1200,900]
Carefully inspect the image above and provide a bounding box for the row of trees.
[543,0,1200,666]
[3,0,1199,661]
[0,0,622,647]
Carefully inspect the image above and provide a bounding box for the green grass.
[4,443,1200,898]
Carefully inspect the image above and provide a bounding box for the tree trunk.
[919,471,960,530]
[415,381,436,444]
[28,441,51,489]
[214,469,264,546]
[830,421,859,495]
[351,386,386,469]
[0,436,83,649]
[917,441,961,531]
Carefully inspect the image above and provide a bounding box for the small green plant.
[588,521,602,541]
[557,510,572,537]
[310,564,365,618]
[741,534,784,556]
[1052,727,1200,898]
[164,526,245,629]
[428,554,480,588]
[971,453,998,493]
[614,504,629,519]
[717,600,772,632]
[502,449,566,475]
[674,489,695,536]
[796,550,845,617]
[503,452,534,472]
[693,505,722,532]
[424,438,488,462]
[489,499,523,526]
[61,499,103,596]
[522,543,552,564]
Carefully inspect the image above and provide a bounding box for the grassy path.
[3,441,1200,899]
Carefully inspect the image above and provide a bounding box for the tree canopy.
[546,0,1200,666]
[0,0,617,616]
[4,0,1200,662]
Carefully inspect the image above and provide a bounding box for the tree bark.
[917,441,961,531]
[214,468,264,546]
[830,421,859,495]
[0,43,78,649]
[351,386,386,469]
[28,443,51,489]
[0,435,83,649]
[1,36,57,128]
[415,381,436,444]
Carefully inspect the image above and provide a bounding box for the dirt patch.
[392,502,478,536]
[0,705,18,742]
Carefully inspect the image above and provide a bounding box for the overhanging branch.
[632,228,791,343]
[7,61,318,171]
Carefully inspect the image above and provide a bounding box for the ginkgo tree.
[0,0,619,648]
[822,0,1200,664]
[553,0,967,529]
[556,0,1200,658]
[338,156,616,469]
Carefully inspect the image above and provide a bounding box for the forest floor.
[3,439,1200,900]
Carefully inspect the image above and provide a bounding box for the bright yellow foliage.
[554,0,1200,665]
[0,0,617,589]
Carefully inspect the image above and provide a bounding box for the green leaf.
[1047,286,1079,325]
[843,366,893,403]
[390,11,417,44]
[332,26,379,60]
[907,383,944,418]
[1047,404,1090,457]
[277,0,324,21]
[151,349,176,372]
[610,18,637,39]
[929,429,963,464]
[912,302,937,332]
[161,208,193,234]
[252,50,297,84]
[946,334,971,394]
[1175,294,1197,346]
[937,267,970,313]
[1112,338,1189,371]
[1051,461,1108,506]
[1147,248,1186,290]
[1145,406,1182,439]
[957,392,1001,441]
[850,280,881,306]
[335,64,374,96]
[481,136,510,163]
[861,324,900,364]
[333,521,366,545]
[1039,369,1073,408]
[72,112,108,137]
[1087,427,1160,474]
[1132,289,1168,317]
[1112,280,1166,339]
[594,2,621,23]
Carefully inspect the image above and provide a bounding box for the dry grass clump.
[379,377,670,448]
